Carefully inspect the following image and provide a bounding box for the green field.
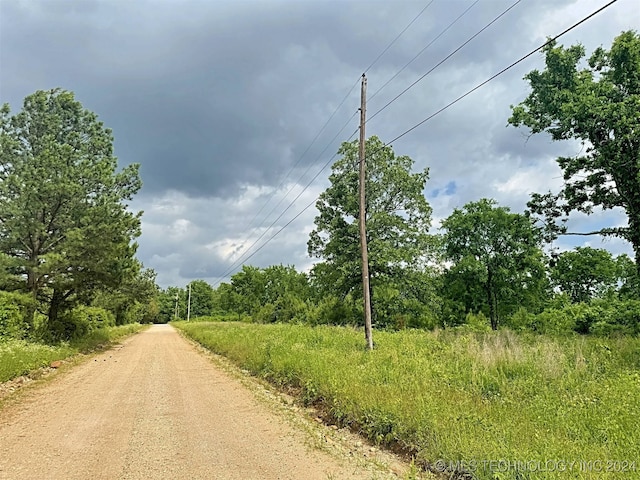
[0,324,146,383]
[175,321,640,480]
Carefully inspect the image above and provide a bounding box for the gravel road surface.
[0,325,402,480]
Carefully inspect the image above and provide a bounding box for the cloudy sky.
[1,0,638,288]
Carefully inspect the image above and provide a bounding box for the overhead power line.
[369,0,481,102]
[218,76,361,267]
[213,1,438,284]
[364,0,436,74]
[231,0,436,255]
[368,0,524,123]
[211,119,360,287]
[384,0,620,146]
[214,0,620,284]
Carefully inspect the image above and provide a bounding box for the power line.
[212,121,360,287]
[227,0,436,262]
[383,0,620,146]
[369,0,481,102]
[212,2,439,284]
[218,76,361,269]
[234,0,437,251]
[228,0,621,282]
[364,0,436,74]
[241,108,359,256]
[368,0,523,123]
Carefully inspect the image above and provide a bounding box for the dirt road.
[0,325,404,480]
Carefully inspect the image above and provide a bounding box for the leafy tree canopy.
[0,89,142,328]
[441,199,546,329]
[308,136,433,314]
[550,246,620,303]
[509,30,640,283]
[186,279,215,318]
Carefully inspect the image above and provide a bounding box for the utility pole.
[174,293,179,320]
[358,73,373,350]
[187,283,192,321]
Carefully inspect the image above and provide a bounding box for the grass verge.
[0,324,146,383]
[174,321,640,480]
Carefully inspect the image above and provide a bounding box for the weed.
[175,321,640,480]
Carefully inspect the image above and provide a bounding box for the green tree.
[616,253,639,300]
[186,279,214,318]
[0,89,142,330]
[550,247,619,303]
[157,286,185,323]
[92,261,159,324]
[212,282,245,320]
[308,136,433,325]
[441,199,546,330]
[509,31,640,287]
[229,265,267,316]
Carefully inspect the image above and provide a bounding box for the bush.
[307,296,359,326]
[255,303,277,323]
[51,306,116,340]
[527,299,640,336]
[505,307,535,332]
[528,307,576,335]
[0,291,34,340]
[461,311,492,332]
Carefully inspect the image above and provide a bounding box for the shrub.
[526,299,640,336]
[307,296,359,326]
[461,311,491,332]
[0,291,34,340]
[528,307,576,335]
[505,306,535,331]
[51,305,116,340]
[255,303,277,323]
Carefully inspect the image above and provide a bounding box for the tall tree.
[509,31,640,286]
[92,261,159,324]
[550,247,619,303]
[308,136,433,325]
[186,280,215,318]
[0,89,142,328]
[441,199,546,330]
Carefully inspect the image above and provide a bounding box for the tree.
[616,253,639,300]
[92,261,159,324]
[550,247,619,303]
[0,89,142,329]
[308,136,433,325]
[212,282,245,320]
[441,199,546,330]
[157,286,185,323]
[509,31,640,288]
[229,265,267,316]
[186,280,215,318]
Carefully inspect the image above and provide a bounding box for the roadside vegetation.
[0,324,145,383]
[1,29,639,479]
[0,90,155,383]
[176,321,640,480]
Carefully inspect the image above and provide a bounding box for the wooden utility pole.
[358,74,373,350]
[187,283,192,321]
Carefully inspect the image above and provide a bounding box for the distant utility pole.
[187,283,192,321]
[358,73,373,350]
[174,293,179,320]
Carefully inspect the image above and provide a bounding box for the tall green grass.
[0,324,145,383]
[175,321,640,480]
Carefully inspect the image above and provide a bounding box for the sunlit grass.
[175,321,640,480]
[0,324,146,383]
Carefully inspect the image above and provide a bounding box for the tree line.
[1,31,638,341]
[164,31,640,335]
